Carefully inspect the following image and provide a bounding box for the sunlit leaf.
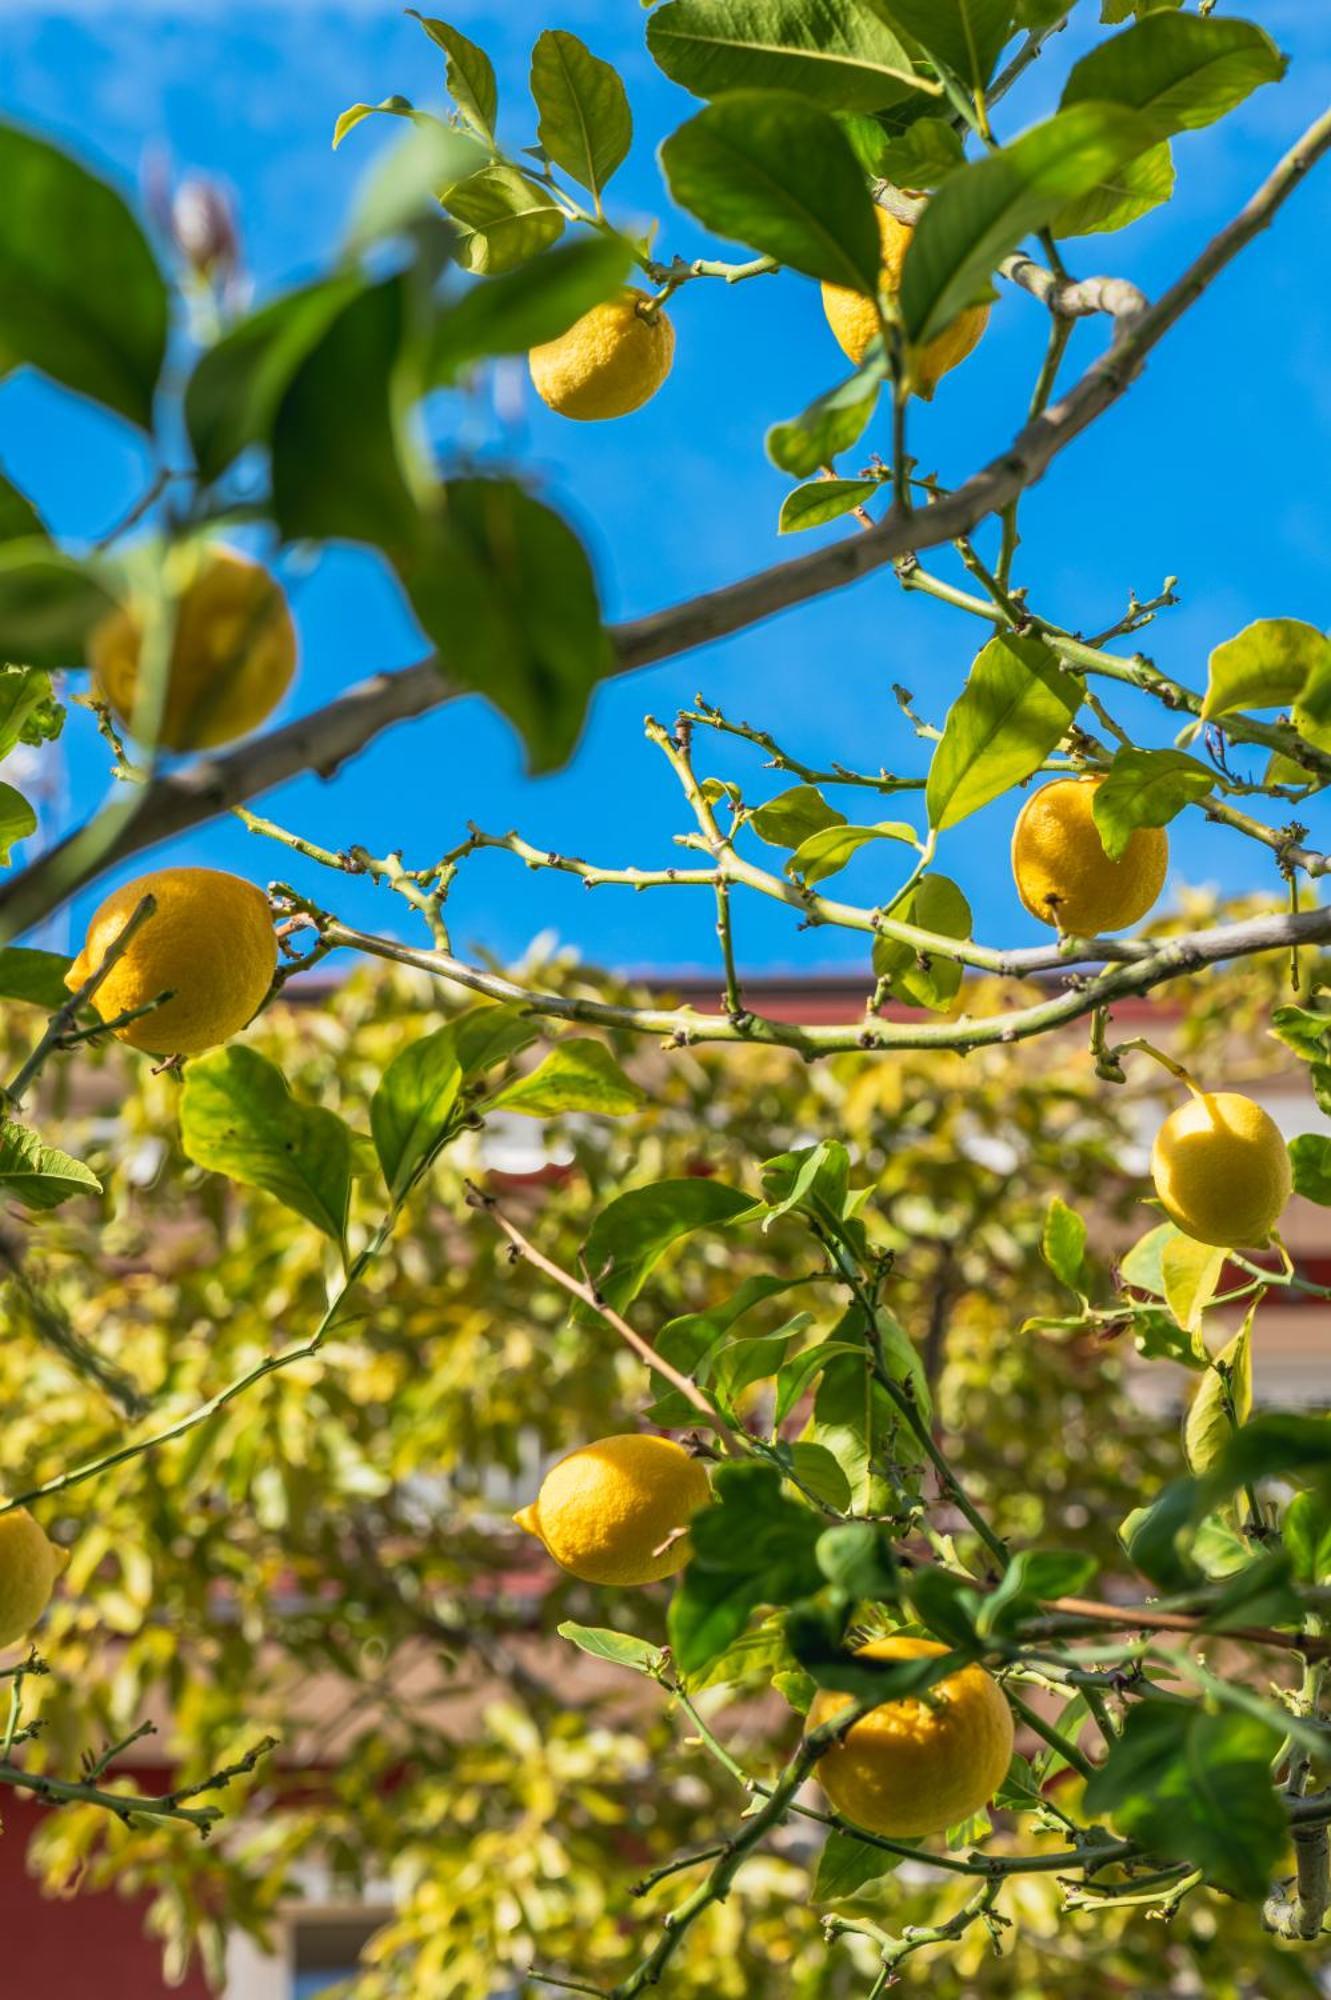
[180,1048,355,1251]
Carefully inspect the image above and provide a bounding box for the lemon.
[513,1434,710,1585]
[1012,777,1168,935]
[821,208,989,400]
[66,866,277,1057]
[90,544,297,751]
[529,290,675,421]
[0,1509,68,1649]
[807,1635,1013,1839]
[1151,1091,1292,1249]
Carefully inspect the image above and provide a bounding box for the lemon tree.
[3,5,1331,1995]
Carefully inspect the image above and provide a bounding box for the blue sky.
[2,1,1330,981]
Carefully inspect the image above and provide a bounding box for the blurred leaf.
[926,632,1079,831]
[332,96,418,149]
[531,31,632,201]
[669,1461,823,1674]
[0,1119,101,1210]
[1120,1476,1201,1590]
[0,664,61,760]
[180,1048,355,1251]
[766,356,886,477]
[441,164,564,274]
[0,782,36,866]
[0,945,73,1009]
[345,118,488,252]
[490,1038,644,1117]
[556,1622,664,1673]
[814,1519,899,1600]
[647,0,932,112]
[0,122,167,430]
[872,872,972,1012]
[581,1175,752,1315]
[975,1548,1098,1637]
[1056,138,1174,236]
[1082,1699,1285,1899]
[779,478,878,534]
[786,819,917,886]
[0,539,119,672]
[1183,1312,1253,1476]
[1283,1490,1331,1586]
[431,235,633,381]
[750,784,846,849]
[1161,1234,1226,1336]
[1204,1414,1331,1511]
[1060,13,1285,139]
[874,0,1015,88]
[403,478,613,774]
[1290,1133,1331,1207]
[409,12,499,141]
[1270,1005,1331,1063]
[1041,1197,1087,1291]
[662,92,881,289]
[0,467,45,544]
[1092,746,1213,859]
[814,1828,900,1900]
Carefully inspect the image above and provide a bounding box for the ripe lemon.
[821,208,989,400]
[807,1635,1013,1838]
[0,1509,68,1648]
[529,290,675,421]
[90,544,297,751]
[1151,1091,1291,1249]
[66,866,277,1057]
[1012,777,1168,935]
[514,1433,710,1585]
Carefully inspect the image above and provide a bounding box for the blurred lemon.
[822,209,989,399]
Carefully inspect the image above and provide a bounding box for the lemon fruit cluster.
[0,1508,68,1649]
[822,209,989,400]
[91,544,297,752]
[66,866,277,1058]
[1012,777,1168,936]
[529,290,675,421]
[1151,1091,1292,1249]
[514,1433,710,1585]
[808,1635,1014,1837]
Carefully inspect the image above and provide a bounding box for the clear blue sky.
[3,1,1330,980]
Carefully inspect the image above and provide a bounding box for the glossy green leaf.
[751,785,846,851]
[767,354,886,478]
[1060,13,1285,139]
[403,478,613,774]
[531,31,632,201]
[0,1119,101,1210]
[0,123,168,430]
[668,1462,822,1675]
[370,1028,464,1202]
[431,235,632,382]
[1041,1196,1086,1291]
[0,946,74,1010]
[1056,138,1174,237]
[1290,1133,1331,1207]
[975,1547,1098,1638]
[1082,1699,1284,1899]
[0,783,36,866]
[926,632,1079,831]
[813,1829,900,1900]
[874,0,1015,88]
[778,477,879,534]
[0,540,119,673]
[489,1038,643,1117]
[409,12,498,140]
[871,872,972,1011]
[180,1047,355,1251]
[556,1622,664,1673]
[1091,746,1213,859]
[661,92,881,291]
[899,103,1152,344]
[441,164,564,274]
[786,819,916,887]
[647,0,932,113]
[580,1176,752,1315]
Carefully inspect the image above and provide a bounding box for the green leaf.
[556,1622,664,1673]
[841,111,965,188]
[649,1273,802,1425]
[926,632,1079,831]
[185,273,366,485]
[370,1028,464,1202]
[1283,1490,1331,1587]
[647,0,933,113]
[814,1828,900,1900]
[0,1119,101,1210]
[1202,618,1331,751]
[271,278,418,551]
[441,164,565,274]
[814,1519,899,1600]
[0,663,61,760]
[1204,1414,1331,1512]
[409,12,498,141]
[180,1047,355,1251]
[1120,1219,1174,1296]
[0,782,36,866]
[1184,1312,1253,1475]
[403,479,613,775]
[1082,1699,1285,1899]
[975,1547,1098,1638]
[1055,138,1174,237]
[786,819,917,887]
[669,1462,823,1676]
[1091,745,1213,859]
[531,30,632,201]
[874,0,1015,89]
[1060,13,1285,140]
[871,872,972,1012]
[773,1337,865,1427]
[661,92,881,291]
[0,539,119,672]
[332,96,418,150]
[1041,1196,1086,1291]
[1161,1233,1226,1338]
[344,118,488,253]
[778,1439,853,1512]
[766,354,886,478]
[1270,1005,1331,1064]
[0,946,73,1010]
[750,784,845,849]
[582,1176,752,1316]
[489,1038,643,1117]
[431,235,632,382]
[449,1004,541,1080]
[1290,1133,1331,1207]
[899,103,1152,344]
[1120,1477,1201,1592]
[778,478,879,534]
[0,467,45,545]
[0,123,167,430]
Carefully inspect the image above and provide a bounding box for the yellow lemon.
[807,1635,1013,1838]
[821,208,989,399]
[529,290,674,421]
[1151,1091,1291,1249]
[90,544,297,751]
[66,866,277,1057]
[1012,777,1168,935]
[514,1434,710,1585]
[0,1509,68,1648]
